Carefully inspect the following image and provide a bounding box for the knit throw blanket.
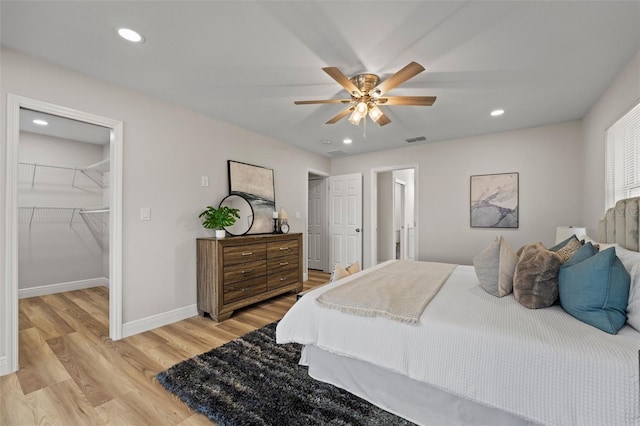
[316,260,456,324]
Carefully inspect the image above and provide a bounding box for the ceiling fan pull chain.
[363,115,367,143]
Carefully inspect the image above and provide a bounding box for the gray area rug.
[156,321,415,425]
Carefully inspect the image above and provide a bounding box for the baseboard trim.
[122,304,199,338]
[18,277,109,299]
[0,355,9,376]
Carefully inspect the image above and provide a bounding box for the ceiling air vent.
[327,150,347,157]
[405,136,427,143]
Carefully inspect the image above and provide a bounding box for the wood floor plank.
[17,327,70,394]
[123,329,171,353]
[19,296,75,340]
[38,379,106,425]
[0,373,34,425]
[41,292,109,341]
[46,333,133,407]
[2,272,329,425]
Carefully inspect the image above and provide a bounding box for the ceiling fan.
[294,61,436,127]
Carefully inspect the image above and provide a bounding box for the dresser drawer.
[224,259,266,285]
[267,254,298,275]
[224,243,266,265]
[223,276,267,304]
[267,269,299,291]
[266,240,299,259]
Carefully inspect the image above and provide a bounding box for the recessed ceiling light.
[321,139,332,145]
[343,138,352,144]
[32,119,48,126]
[117,28,144,43]
[490,109,505,117]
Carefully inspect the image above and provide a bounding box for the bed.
[276,198,640,426]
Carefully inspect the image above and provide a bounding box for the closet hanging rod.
[79,208,110,214]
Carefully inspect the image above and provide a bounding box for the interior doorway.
[372,166,418,266]
[307,172,328,272]
[3,94,123,375]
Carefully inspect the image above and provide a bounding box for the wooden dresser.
[197,233,303,321]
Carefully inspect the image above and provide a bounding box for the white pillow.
[473,236,518,297]
[613,246,640,331]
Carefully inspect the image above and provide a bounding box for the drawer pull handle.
[241,251,253,256]
[242,287,251,292]
[279,262,289,266]
[241,270,247,274]
[280,277,286,281]
[279,247,289,251]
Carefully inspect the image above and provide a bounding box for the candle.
[272,211,278,219]
[278,208,288,220]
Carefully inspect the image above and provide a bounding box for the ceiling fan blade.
[325,106,354,124]
[323,67,363,96]
[294,99,352,105]
[378,96,436,106]
[373,62,425,95]
[375,112,392,126]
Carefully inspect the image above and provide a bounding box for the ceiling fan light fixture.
[368,105,383,122]
[355,101,368,115]
[348,110,363,125]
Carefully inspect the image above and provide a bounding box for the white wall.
[332,120,584,267]
[583,49,640,234]
[18,132,105,288]
[0,48,330,340]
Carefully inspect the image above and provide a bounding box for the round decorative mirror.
[219,194,254,236]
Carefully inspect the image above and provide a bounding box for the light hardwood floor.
[1,270,330,425]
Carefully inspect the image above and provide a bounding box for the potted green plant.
[198,205,240,239]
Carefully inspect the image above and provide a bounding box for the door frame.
[2,94,124,375]
[394,178,406,260]
[370,164,419,267]
[305,168,329,280]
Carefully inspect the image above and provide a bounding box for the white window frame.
[605,100,640,209]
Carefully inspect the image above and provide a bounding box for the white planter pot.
[215,229,226,239]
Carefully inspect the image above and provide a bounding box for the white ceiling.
[20,109,111,145]
[2,1,639,157]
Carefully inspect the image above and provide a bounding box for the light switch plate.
[141,207,151,221]
[201,176,209,187]
[295,211,301,219]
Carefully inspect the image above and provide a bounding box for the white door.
[328,173,362,268]
[308,178,327,271]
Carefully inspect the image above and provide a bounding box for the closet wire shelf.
[19,160,108,189]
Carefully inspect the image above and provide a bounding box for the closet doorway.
[3,95,123,374]
[307,170,328,273]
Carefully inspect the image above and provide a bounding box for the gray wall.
[0,48,330,330]
[18,132,106,288]
[332,120,584,267]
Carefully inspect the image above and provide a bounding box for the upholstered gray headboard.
[597,196,640,251]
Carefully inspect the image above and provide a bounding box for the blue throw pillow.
[559,247,630,334]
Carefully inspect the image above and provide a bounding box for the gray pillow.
[473,236,518,297]
[513,242,561,309]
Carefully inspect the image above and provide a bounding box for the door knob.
[356,228,360,232]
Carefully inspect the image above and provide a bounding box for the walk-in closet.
[18,109,111,298]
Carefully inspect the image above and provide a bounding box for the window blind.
[605,101,640,209]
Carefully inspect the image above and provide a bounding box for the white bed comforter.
[277,261,640,426]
